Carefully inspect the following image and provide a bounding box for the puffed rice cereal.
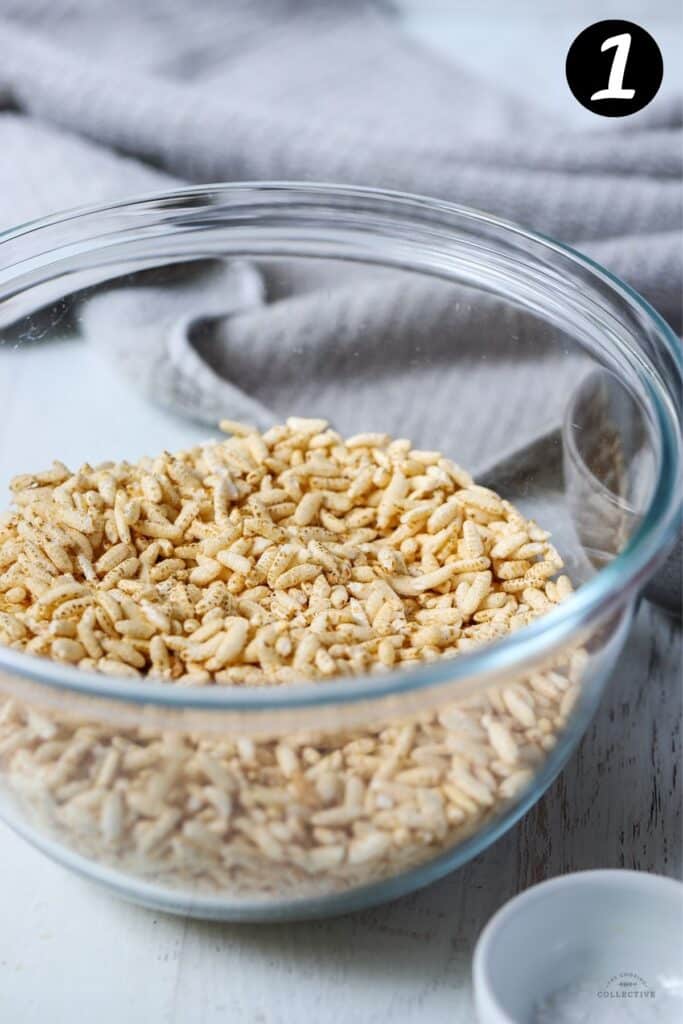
[0,418,582,901]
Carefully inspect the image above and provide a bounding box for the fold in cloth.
[80,260,591,470]
[0,0,680,448]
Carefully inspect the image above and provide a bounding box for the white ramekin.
[473,869,683,1023]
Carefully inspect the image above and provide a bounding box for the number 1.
[591,33,636,101]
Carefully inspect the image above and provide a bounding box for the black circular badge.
[566,20,663,117]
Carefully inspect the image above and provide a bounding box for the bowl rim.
[472,869,683,1024]
[0,180,680,711]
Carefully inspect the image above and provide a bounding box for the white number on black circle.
[590,33,636,101]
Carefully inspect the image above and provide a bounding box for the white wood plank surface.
[0,602,678,1024]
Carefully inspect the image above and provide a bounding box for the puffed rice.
[0,418,582,901]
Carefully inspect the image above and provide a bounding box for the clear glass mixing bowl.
[0,184,679,921]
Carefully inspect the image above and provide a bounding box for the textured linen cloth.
[0,0,680,469]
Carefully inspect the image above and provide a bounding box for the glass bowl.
[0,184,679,921]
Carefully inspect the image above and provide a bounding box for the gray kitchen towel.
[0,3,680,288]
[0,0,680,454]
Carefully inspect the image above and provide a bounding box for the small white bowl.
[473,870,683,1023]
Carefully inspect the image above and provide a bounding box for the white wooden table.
[0,602,679,1023]
[0,5,681,1021]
